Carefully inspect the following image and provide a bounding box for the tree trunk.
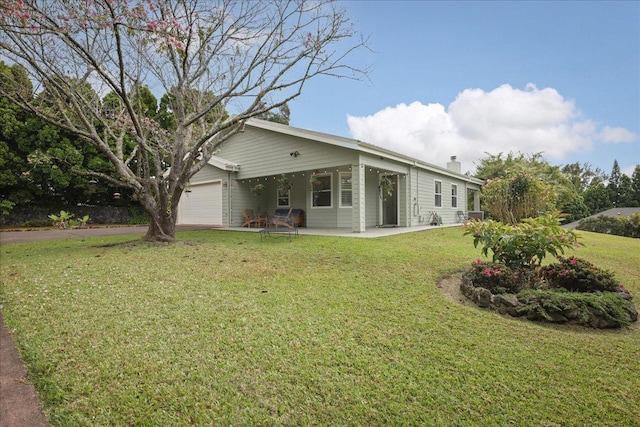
[144,215,176,243]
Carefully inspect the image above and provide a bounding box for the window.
[339,172,352,207]
[434,180,442,208]
[277,188,290,207]
[311,174,332,207]
[451,184,458,208]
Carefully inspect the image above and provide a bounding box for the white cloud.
[347,102,464,164]
[347,84,633,173]
[597,126,638,143]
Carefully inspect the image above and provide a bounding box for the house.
[177,119,483,232]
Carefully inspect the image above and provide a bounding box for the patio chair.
[241,209,260,228]
[255,212,269,228]
[456,210,467,222]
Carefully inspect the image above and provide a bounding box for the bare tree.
[0,0,368,241]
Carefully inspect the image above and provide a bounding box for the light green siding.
[217,127,358,179]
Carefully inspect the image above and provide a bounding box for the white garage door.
[177,181,222,226]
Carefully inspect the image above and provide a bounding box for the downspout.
[227,171,233,227]
[464,181,468,215]
[411,162,420,223]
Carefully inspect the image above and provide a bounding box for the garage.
[177,181,223,226]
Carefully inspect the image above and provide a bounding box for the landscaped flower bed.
[461,260,638,328]
[462,216,638,329]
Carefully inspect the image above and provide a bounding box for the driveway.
[0,225,215,245]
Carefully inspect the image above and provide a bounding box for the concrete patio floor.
[227,223,463,238]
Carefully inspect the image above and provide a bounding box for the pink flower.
[548,269,554,275]
[484,269,491,277]
[476,258,482,264]
[570,257,577,266]
[514,275,519,280]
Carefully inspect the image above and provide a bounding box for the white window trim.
[451,184,458,208]
[277,188,290,208]
[434,179,442,208]
[311,173,333,209]
[339,172,353,208]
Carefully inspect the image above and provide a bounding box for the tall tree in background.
[616,174,636,207]
[1,62,126,213]
[608,160,622,207]
[0,0,368,241]
[583,183,612,214]
[632,165,640,207]
[561,162,606,193]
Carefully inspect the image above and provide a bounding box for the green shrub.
[481,173,556,224]
[128,205,151,224]
[577,215,624,235]
[23,219,54,227]
[463,214,580,269]
[540,256,623,293]
[621,213,640,238]
[0,199,16,215]
[576,213,640,238]
[48,210,74,229]
[48,211,90,229]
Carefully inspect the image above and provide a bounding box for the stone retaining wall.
[1,205,130,226]
[460,275,638,329]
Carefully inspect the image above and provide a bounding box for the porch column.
[352,163,366,232]
[473,190,480,211]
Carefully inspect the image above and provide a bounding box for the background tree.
[0,0,368,241]
[617,174,637,207]
[561,162,606,193]
[1,63,95,211]
[583,183,612,214]
[1,62,133,213]
[257,103,291,125]
[631,165,640,207]
[0,62,32,214]
[608,160,622,207]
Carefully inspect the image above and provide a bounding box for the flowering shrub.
[462,260,537,294]
[540,256,623,293]
[463,214,579,269]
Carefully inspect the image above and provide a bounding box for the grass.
[1,227,639,426]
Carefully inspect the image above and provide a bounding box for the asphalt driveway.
[0,225,216,245]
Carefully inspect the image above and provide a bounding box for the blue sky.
[290,1,639,177]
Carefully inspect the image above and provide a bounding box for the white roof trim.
[207,155,240,172]
[245,118,483,185]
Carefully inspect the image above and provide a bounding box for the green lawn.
[1,228,639,426]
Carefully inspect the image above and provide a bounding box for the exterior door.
[382,175,398,226]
